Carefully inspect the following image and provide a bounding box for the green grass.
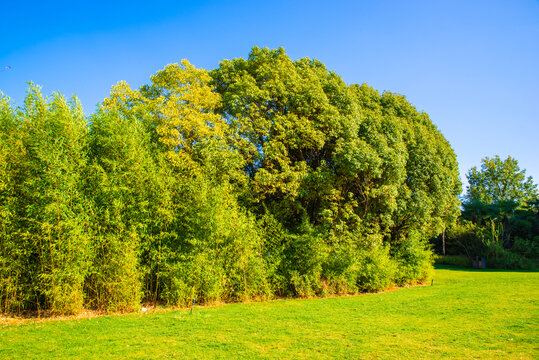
[1,266,538,359]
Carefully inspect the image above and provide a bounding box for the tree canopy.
[465,155,537,207]
[0,47,462,315]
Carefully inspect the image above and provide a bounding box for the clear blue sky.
[1,0,538,191]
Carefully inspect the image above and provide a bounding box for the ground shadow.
[434,264,538,273]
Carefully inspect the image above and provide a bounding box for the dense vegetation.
[433,156,539,269]
[0,47,462,315]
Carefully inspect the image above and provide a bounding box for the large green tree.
[211,47,461,290]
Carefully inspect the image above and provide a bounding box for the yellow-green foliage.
[0,86,92,314]
[0,94,26,314]
[0,48,461,315]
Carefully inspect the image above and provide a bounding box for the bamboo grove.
[0,48,461,314]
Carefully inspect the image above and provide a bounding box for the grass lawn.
[1,266,537,359]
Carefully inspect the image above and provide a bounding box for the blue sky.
[1,0,538,190]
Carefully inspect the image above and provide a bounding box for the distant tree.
[465,156,537,206]
[462,156,538,252]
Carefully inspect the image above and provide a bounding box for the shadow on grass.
[434,264,538,273]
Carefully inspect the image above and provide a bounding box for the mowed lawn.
[1,266,537,359]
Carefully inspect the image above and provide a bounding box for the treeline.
[433,156,538,269]
[0,47,461,315]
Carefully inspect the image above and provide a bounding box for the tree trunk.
[442,229,446,255]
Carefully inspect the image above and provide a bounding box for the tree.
[462,156,538,252]
[465,155,538,206]
[0,93,27,313]
[85,106,161,312]
[102,62,268,306]
[212,47,461,290]
[15,85,92,314]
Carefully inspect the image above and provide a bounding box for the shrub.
[434,255,471,268]
[393,233,434,285]
[355,244,396,292]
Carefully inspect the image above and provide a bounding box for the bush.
[87,232,142,312]
[160,252,224,307]
[487,250,537,270]
[393,234,434,285]
[285,230,327,298]
[355,244,396,292]
[434,255,471,268]
[436,221,487,258]
[321,237,358,295]
[512,236,539,260]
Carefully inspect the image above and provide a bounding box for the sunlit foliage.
[0,48,461,314]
